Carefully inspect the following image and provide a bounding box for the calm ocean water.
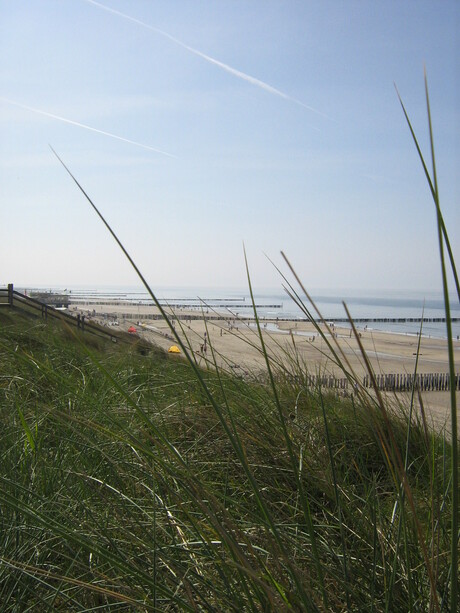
[22,284,460,340]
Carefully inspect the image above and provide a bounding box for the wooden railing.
[0,284,127,345]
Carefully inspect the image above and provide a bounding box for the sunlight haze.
[1,0,458,292]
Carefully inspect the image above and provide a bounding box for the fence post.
[8,283,13,306]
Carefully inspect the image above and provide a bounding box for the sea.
[17,284,460,341]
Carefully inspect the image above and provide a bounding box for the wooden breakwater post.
[362,372,460,392]
[268,371,459,393]
[280,373,350,390]
[295,372,458,392]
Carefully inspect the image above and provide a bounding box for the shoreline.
[71,301,459,432]
[20,285,459,341]
[66,302,458,340]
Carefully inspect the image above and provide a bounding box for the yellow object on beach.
[168,345,181,354]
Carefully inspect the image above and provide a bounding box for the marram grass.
[0,309,455,611]
[1,78,457,611]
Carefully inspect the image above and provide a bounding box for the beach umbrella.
[168,345,181,354]
[128,326,137,334]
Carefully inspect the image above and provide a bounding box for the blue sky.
[1,0,459,292]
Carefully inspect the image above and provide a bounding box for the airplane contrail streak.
[1,97,177,157]
[82,0,331,120]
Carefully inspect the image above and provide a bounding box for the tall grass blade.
[423,73,458,613]
[51,148,322,609]
[394,84,459,303]
[244,246,327,610]
[16,403,36,453]
[397,74,458,612]
[317,386,351,610]
[343,301,441,612]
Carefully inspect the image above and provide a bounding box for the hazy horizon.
[7,281,458,301]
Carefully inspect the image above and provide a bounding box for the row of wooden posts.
[362,372,460,392]
[281,372,459,392]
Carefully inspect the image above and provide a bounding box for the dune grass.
[1,78,457,611]
[0,308,455,611]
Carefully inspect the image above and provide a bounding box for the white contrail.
[1,97,176,157]
[82,0,331,120]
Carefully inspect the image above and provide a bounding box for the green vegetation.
[0,305,456,611]
[1,78,457,611]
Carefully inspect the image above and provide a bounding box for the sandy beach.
[74,302,459,432]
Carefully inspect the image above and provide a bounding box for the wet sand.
[74,302,459,432]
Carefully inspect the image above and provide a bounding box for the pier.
[68,299,283,310]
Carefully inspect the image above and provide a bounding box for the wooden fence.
[362,372,460,392]
[0,284,134,346]
[279,372,459,392]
